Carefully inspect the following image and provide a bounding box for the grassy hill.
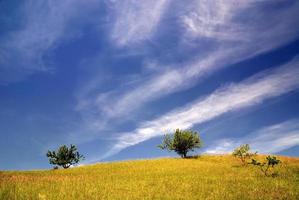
[1,155,299,200]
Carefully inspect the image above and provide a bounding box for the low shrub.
[232,144,257,165]
[250,155,281,177]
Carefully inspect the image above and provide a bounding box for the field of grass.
[1,155,299,200]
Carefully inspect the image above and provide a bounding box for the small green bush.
[232,144,257,165]
[250,155,281,177]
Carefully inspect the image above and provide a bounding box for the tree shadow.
[185,155,201,159]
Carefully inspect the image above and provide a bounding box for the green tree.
[46,144,84,169]
[232,144,257,165]
[158,129,203,158]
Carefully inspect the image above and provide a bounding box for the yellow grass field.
[1,155,299,200]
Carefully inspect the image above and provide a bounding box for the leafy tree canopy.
[232,144,257,165]
[46,144,84,169]
[158,129,202,158]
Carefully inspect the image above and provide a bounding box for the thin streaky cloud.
[0,0,99,84]
[109,0,170,47]
[94,57,299,161]
[182,0,252,41]
[205,119,299,154]
[77,0,299,123]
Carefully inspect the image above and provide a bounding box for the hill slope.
[1,155,299,200]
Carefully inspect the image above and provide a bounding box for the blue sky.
[1,0,299,170]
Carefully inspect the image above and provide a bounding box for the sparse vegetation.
[250,155,281,177]
[158,129,202,158]
[0,131,297,199]
[46,144,84,169]
[232,144,257,165]
[1,155,299,200]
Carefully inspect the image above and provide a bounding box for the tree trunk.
[183,152,187,158]
[63,164,70,169]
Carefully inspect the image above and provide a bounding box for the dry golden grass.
[1,155,299,200]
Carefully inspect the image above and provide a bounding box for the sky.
[0,0,299,170]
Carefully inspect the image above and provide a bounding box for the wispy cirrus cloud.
[205,119,299,154]
[77,0,299,123]
[108,0,170,47]
[0,0,100,84]
[182,0,252,41]
[93,57,299,161]
[182,0,299,52]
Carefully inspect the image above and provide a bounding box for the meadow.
[0,155,299,200]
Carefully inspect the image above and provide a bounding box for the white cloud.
[182,0,251,41]
[79,0,299,122]
[182,0,299,57]
[109,0,170,46]
[0,0,98,84]
[97,58,299,160]
[205,119,299,154]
